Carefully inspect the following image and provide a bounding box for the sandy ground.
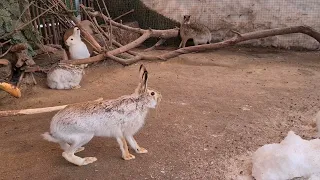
[0,47,319,180]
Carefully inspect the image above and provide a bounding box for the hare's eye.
[71,38,73,40]
[151,92,155,96]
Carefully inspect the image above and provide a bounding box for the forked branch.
[157,26,320,60]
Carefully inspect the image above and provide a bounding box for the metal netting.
[31,0,320,49]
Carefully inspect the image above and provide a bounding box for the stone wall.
[141,0,320,49]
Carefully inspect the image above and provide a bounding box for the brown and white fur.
[46,63,86,90]
[42,65,162,166]
[179,15,211,48]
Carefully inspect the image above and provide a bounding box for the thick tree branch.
[107,30,151,55]
[61,25,320,65]
[157,26,320,60]
[106,54,142,66]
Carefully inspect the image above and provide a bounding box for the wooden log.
[0,98,103,118]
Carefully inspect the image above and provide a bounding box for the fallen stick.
[0,98,103,118]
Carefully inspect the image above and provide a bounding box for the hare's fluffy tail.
[42,132,60,143]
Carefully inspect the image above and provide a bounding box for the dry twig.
[100,1,113,48]
[80,5,107,48]
[0,98,103,118]
[113,9,134,22]
[0,46,13,58]
[0,40,11,47]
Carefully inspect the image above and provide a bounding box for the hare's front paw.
[82,157,97,165]
[136,147,148,154]
[123,153,135,160]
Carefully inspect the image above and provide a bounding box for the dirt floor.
[0,47,319,180]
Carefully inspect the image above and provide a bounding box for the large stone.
[252,131,320,180]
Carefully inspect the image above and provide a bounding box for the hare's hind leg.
[62,134,96,166]
[194,40,199,46]
[59,142,84,153]
[179,38,188,48]
[116,137,135,160]
[179,41,183,48]
[126,136,148,154]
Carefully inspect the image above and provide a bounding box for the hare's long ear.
[142,70,148,90]
[135,65,148,94]
[73,27,81,39]
[139,64,146,74]
[139,64,147,81]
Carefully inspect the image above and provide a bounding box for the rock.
[252,131,320,180]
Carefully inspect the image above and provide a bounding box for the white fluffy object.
[252,131,320,180]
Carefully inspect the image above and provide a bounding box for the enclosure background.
[30,0,320,49]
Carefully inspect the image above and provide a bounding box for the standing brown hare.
[179,15,212,48]
[43,65,162,166]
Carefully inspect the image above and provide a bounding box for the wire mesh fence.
[29,0,320,49]
[29,0,94,45]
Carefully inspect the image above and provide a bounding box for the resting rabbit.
[65,27,90,60]
[179,15,211,48]
[46,63,86,90]
[42,65,162,166]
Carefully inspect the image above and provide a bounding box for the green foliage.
[0,1,19,36]
[0,0,39,56]
[11,32,36,57]
[0,1,12,11]
[0,9,11,18]
[9,2,20,18]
